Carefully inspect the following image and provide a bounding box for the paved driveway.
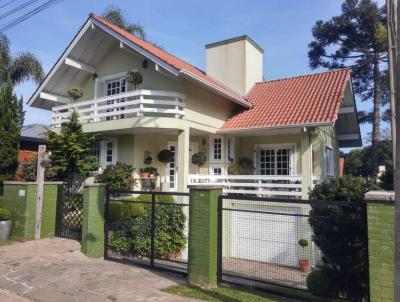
[0,238,196,302]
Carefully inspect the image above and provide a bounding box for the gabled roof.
[20,124,49,142]
[222,69,352,130]
[90,14,251,107]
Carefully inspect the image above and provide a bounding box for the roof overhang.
[28,15,250,111]
[335,79,362,148]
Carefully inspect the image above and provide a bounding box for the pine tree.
[0,80,24,178]
[46,111,98,192]
[308,0,388,174]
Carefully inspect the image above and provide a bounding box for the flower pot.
[140,172,150,178]
[299,259,310,272]
[0,220,12,242]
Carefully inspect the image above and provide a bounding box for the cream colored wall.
[80,44,183,100]
[316,125,340,179]
[184,80,238,130]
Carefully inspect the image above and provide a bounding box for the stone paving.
[0,238,196,302]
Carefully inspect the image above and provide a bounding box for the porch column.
[301,130,312,199]
[177,127,190,192]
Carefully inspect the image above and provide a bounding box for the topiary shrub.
[109,201,145,222]
[308,176,377,300]
[95,162,136,195]
[67,86,84,102]
[191,152,207,167]
[307,269,338,299]
[157,149,174,164]
[0,208,11,221]
[126,71,143,90]
[228,157,255,175]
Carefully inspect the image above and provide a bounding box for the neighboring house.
[28,13,361,198]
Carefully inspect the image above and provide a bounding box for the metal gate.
[55,192,83,240]
[104,191,190,275]
[217,195,369,301]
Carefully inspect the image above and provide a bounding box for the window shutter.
[94,78,105,98]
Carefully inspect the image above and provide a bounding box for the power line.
[0,0,63,31]
[0,0,18,9]
[0,0,40,20]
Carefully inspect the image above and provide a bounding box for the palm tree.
[0,33,44,85]
[102,6,146,39]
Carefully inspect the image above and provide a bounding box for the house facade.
[28,14,361,198]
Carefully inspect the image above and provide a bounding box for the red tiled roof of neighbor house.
[222,69,351,130]
[90,14,250,106]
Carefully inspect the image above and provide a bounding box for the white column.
[301,129,313,199]
[177,128,190,192]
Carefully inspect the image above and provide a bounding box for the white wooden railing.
[52,89,186,127]
[188,174,302,198]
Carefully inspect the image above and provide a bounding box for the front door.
[166,141,198,191]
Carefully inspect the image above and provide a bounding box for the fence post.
[365,191,395,302]
[81,183,106,258]
[188,185,223,287]
[3,181,62,240]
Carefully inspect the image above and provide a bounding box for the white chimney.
[205,35,264,96]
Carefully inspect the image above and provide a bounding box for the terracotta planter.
[140,172,150,178]
[299,259,310,272]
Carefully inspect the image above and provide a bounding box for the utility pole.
[34,145,46,240]
[387,0,400,300]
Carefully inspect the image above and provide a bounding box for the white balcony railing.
[52,89,186,127]
[188,174,302,198]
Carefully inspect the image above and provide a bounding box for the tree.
[308,0,388,174]
[0,33,43,85]
[46,111,98,192]
[0,80,24,178]
[344,140,392,176]
[308,176,379,300]
[102,6,146,39]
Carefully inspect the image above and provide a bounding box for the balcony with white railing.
[188,174,302,198]
[52,89,186,128]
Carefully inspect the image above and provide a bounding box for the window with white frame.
[210,165,223,175]
[325,146,334,176]
[106,142,113,164]
[210,136,223,163]
[100,140,117,168]
[105,77,126,120]
[256,145,295,176]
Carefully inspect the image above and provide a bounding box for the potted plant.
[144,156,153,165]
[0,208,12,242]
[126,70,143,90]
[228,157,255,175]
[144,167,158,177]
[67,86,84,102]
[139,168,150,178]
[191,151,207,167]
[157,149,174,164]
[298,239,310,272]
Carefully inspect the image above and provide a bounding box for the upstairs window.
[210,136,223,163]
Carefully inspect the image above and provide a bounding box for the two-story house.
[28,13,361,198]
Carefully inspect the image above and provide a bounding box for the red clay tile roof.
[222,69,351,130]
[90,14,250,106]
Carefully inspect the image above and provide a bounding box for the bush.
[308,176,375,300]
[109,201,145,222]
[0,208,11,221]
[191,152,207,167]
[19,158,59,181]
[109,202,185,258]
[307,269,337,299]
[228,157,255,175]
[95,162,136,194]
[157,149,174,164]
[380,165,394,191]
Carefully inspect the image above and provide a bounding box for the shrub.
[0,208,11,221]
[109,202,185,258]
[19,158,59,181]
[298,239,308,247]
[228,157,255,175]
[308,176,376,300]
[126,71,143,89]
[191,152,207,167]
[67,86,84,102]
[157,149,174,164]
[95,162,136,194]
[307,269,337,299]
[109,201,145,222]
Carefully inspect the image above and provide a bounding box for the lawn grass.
[161,284,298,302]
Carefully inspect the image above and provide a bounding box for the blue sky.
[4,0,386,143]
